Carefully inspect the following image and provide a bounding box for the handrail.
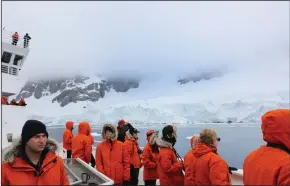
[1,29,31,49]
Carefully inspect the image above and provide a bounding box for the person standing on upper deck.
[23,33,31,48]
[12,32,19,45]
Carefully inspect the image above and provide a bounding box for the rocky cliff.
[16,75,140,107]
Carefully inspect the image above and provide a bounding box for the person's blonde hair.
[199,128,218,145]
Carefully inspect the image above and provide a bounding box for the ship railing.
[1,29,31,49]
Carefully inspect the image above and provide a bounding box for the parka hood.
[156,137,173,148]
[126,130,135,141]
[192,143,217,157]
[261,109,290,151]
[78,122,90,134]
[66,121,74,130]
[101,123,118,141]
[2,137,60,164]
[148,132,159,145]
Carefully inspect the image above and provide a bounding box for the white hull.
[1,105,30,148]
[59,142,243,185]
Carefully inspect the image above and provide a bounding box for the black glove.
[137,149,143,154]
[91,162,96,168]
[228,166,238,174]
[123,180,131,185]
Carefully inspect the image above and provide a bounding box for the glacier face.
[15,67,290,125]
[24,88,289,125]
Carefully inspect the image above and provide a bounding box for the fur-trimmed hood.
[101,123,118,141]
[126,130,135,141]
[156,137,173,149]
[2,137,60,164]
[148,132,158,145]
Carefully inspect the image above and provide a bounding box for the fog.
[2,1,289,83]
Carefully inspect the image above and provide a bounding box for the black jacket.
[117,123,133,142]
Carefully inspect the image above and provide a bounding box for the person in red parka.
[183,134,199,185]
[124,127,143,186]
[2,96,8,105]
[95,123,131,185]
[156,125,184,186]
[12,32,19,45]
[184,128,231,185]
[71,122,92,163]
[63,121,74,158]
[142,130,159,186]
[243,109,290,185]
[1,120,69,185]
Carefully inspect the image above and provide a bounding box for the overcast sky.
[2,1,289,80]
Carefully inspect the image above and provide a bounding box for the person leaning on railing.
[184,128,232,185]
[155,125,184,186]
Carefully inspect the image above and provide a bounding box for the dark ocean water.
[47,123,265,168]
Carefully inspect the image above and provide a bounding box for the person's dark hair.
[162,125,177,146]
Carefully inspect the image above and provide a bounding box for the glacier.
[21,77,289,126]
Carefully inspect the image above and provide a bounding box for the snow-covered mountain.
[16,75,140,107]
[13,69,289,126]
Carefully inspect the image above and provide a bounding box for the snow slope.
[21,85,289,126]
[5,63,290,127]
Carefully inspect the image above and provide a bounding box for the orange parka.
[2,96,8,105]
[184,143,231,185]
[63,121,74,150]
[184,135,199,185]
[18,98,26,106]
[1,138,69,185]
[12,32,19,40]
[142,130,159,181]
[10,99,17,105]
[72,122,92,163]
[95,123,131,184]
[243,109,290,185]
[124,131,142,169]
[156,137,184,185]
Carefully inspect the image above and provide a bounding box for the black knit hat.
[21,120,49,145]
[162,125,174,139]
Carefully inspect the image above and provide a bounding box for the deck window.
[2,64,9,73]
[9,67,18,75]
[13,54,23,66]
[1,51,12,63]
